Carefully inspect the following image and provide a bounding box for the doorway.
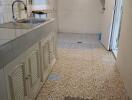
[110,0,123,57]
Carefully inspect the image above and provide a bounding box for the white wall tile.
[0,0,27,23]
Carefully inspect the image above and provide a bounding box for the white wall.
[117,0,132,99]
[57,0,102,34]
[101,0,115,50]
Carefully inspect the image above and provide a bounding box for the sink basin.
[17,19,46,24]
[0,19,47,29]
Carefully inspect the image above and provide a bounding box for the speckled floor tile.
[36,47,129,100]
[58,33,102,49]
[36,33,129,100]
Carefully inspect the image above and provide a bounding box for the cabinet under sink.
[4,32,57,100]
[0,19,57,100]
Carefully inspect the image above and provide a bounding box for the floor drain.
[48,74,60,81]
[77,41,83,44]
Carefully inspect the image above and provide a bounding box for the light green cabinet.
[4,32,57,100]
[49,33,56,66]
[40,32,56,82]
[25,43,41,100]
[40,38,50,82]
[4,43,41,100]
[4,62,27,100]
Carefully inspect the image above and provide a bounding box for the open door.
[110,0,123,57]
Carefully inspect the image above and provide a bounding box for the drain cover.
[77,41,83,44]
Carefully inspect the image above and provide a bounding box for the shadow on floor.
[64,96,92,100]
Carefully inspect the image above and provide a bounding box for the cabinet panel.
[7,64,26,100]
[49,34,56,66]
[5,43,42,100]
[0,69,8,100]
[42,42,50,70]
[40,33,57,82]
[28,51,40,87]
[26,47,41,99]
[40,38,51,82]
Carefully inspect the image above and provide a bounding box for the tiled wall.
[0,0,27,24]
[0,0,28,45]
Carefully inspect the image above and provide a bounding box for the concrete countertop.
[0,18,56,69]
[0,19,48,29]
[0,22,37,29]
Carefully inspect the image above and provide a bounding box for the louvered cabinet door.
[53,32,58,59]
[27,50,41,99]
[52,32,57,59]
[41,41,50,81]
[5,63,26,100]
[49,34,56,66]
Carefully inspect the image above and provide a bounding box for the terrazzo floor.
[36,33,129,100]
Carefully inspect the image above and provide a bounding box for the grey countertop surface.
[0,18,56,69]
[0,19,47,29]
[0,22,37,29]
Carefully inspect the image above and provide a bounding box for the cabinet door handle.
[25,75,31,80]
[25,77,28,80]
[34,51,38,54]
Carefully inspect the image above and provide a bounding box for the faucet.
[12,0,27,22]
